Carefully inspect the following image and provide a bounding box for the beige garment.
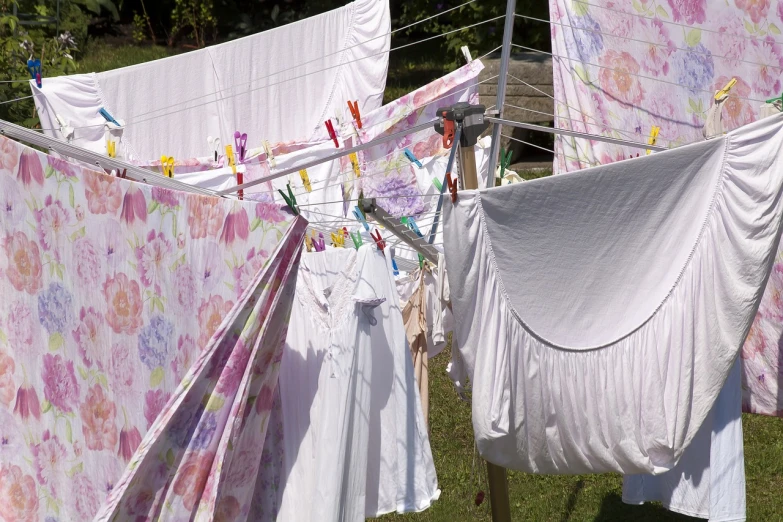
[402,269,429,423]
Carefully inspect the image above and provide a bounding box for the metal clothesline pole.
[485,0,517,188]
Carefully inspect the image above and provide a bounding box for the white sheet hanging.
[444,114,783,474]
[31,0,390,161]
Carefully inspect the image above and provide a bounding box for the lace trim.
[295,251,360,331]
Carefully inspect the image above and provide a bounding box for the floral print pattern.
[0,135,300,520]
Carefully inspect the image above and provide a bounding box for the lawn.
[73,41,783,522]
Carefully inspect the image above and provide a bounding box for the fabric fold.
[444,114,783,474]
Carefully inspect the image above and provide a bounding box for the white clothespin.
[208,136,221,163]
[461,46,473,64]
[55,114,74,142]
[703,78,735,140]
[262,140,275,168]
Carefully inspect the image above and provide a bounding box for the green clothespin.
[432,178,443,191]
[418,253,425,268]
[350,230,363,249]
[277,183,298,215]
[766,92,783,105]
[499,148,512,179]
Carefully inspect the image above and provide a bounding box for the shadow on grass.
[592,493,701,522]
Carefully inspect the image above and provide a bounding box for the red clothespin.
[325,119,339,148]
[371,229,385,252]
[347,100,362,129]
[118,168,127,179]
[442,111,455,149]
[446,172,458,203]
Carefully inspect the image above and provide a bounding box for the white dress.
[443,114,783,475]
[260,245,439,521]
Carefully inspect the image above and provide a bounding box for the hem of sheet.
[621,496,746,522]
[445,114,783,474]
[369,488,442,518]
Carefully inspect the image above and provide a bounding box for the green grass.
[74,42,783,522]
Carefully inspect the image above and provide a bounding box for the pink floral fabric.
[0,135,304,520]
[549,0,781,172]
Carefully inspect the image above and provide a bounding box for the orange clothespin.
[106,139,116,158]
[325,119,339,148]
[446,172,458,203]
[347,100,362,129]
[442,111,455,149]
[160,156,175,177]
[299,169,312,192]
[349,152,361,178]
[371,229,385,252]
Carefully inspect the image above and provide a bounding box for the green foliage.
[169,0,215,47]
[131,11,144,43]
[70,0,119,21]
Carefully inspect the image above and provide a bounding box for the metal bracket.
[361,198,439,265]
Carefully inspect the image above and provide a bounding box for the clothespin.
[160,156,175,177]
[325,119,339,148]
[349,152,361,178]
[305,233,314,252]
[234,131,248,162]
[208,136,221,162]
[262,140,276,168]
[391,256,399,276]
[715,78,737,100]
[118,169,127,179]
[460,46,473,64]
[331,230,346,248]
[27,59,41,88]
[278,183,299,215]
[350,230,363,249]
[404,148,423,169]
[55,114,74,141]
[442,113,455,149]
[418,253,425,268]
[347,100,362,129]
[371,229,385,252]
[499,148,512,178]
[402,216,422,237]
[313,233,326,252]
[98,107,121,127]
[106,139,116,158]
[225,145,237,176]
[646,126,660,155]
[446,173,458,203]
[352,206,369,231]
[299,169,312,192]
[432,178,443,191]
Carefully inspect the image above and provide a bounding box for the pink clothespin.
[371,229,385,252]
[234,131,247,162]
[325,119,339,148]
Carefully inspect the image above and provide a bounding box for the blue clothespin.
[352,206,369,231]
[234,131,248,162]
[404,148,423,169]
[99,107,121,127]
[392,257,399,276]
[277,183,299,215]
[27,59,41,88]
[402,216,422,237]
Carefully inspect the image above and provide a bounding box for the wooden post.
[459,144,512,522]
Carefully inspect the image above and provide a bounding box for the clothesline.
[500,132,556,155]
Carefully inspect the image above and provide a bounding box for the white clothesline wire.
[510,43,770,104]
[572,0,783,48]
[0,94,35,105]
[500,132,555,154]
[514,12,783,72]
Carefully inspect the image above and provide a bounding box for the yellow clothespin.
[262,140,275,168]
[106,139,116,158]
[349,152,361,178]
[299,169,312,192]
[225,145,237,176]
[160,156,175,177]
[715,77,737,100]
[646,126,660,155]
[331,230,345,248]
[305,232,313,252]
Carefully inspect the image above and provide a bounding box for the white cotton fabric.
[622,359,746,521]
[266,245,439,520]
[444,114,783,474]
[31,0,389,160]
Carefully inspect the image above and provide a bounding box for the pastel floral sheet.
[0,134,307,520]
[549,0,783,417]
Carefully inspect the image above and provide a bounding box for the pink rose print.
[714,76,755,131]
[637,19,675,75]
[7,301,35,348]
[0,351,15,407]
[599,50,645,106]
[215,496,241,522]
[779,0,783,22]
[712,13,748,68]
[135,230,173,287]
[3,231,43,294]
[0,137,19,172]
[103,272,143,334]
[220,205,250,247]
[412,133,443,161]
[736,0,770,23]
[216,341,251,395]
[742,317,766,359]
[198,294,235,348]
[255,202,287,223]
[109,342,136,393]
[42,353,80,413]
[0,463,39,522]
[16,148,43,188]
[0,175,26,228]
[255,385,275,414]
[84,171,122,215]
[172,264,197,313]
[144,389,171,429]
[120,183,148,226]
[34,195,72,252]
[70,473,99,519]
[233,247,268,297]
[172,451,215,510]
[124,487,157,518]
[80,384,118,451]
[666,0,706,24]
[72,306,106,368]
[118,424,142,462]
[31,430,66,494]
[172,334,198,383]
[750,38,783,96]
[73,237,101,288]
[187,194,225,239]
